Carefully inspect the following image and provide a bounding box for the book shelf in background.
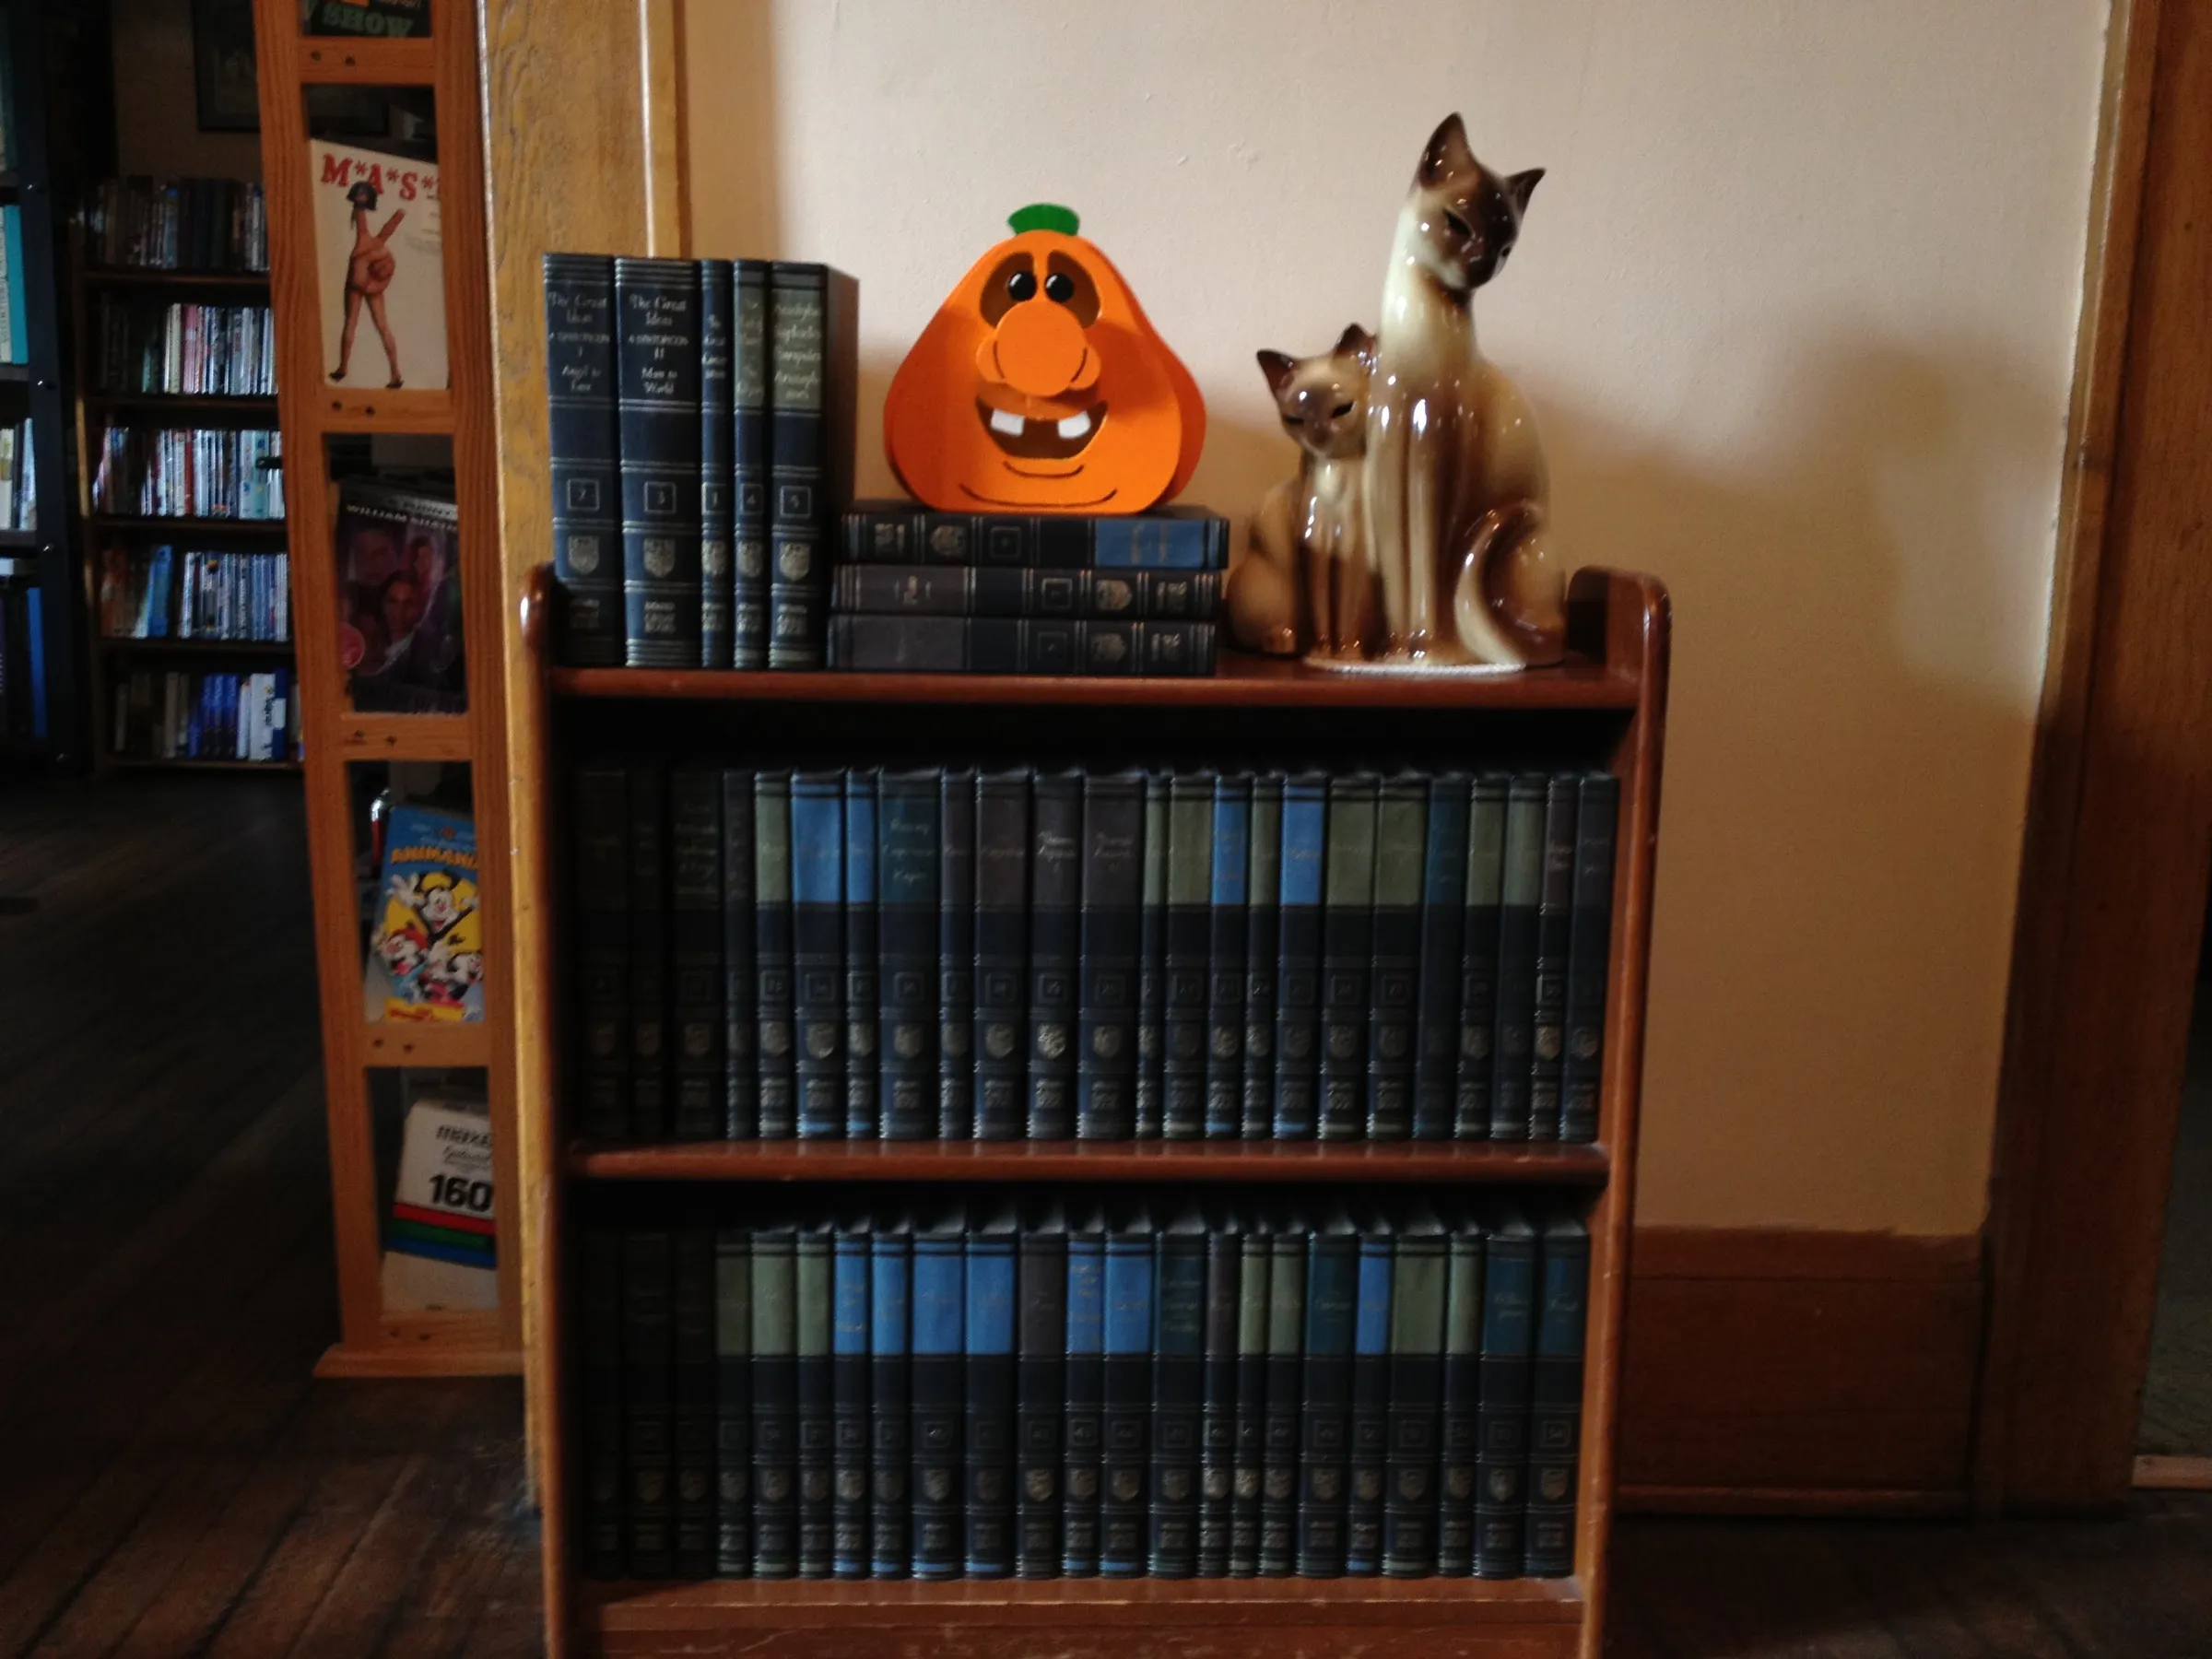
[0,0,78,765]
[250,0,521,1377]
[518,564,1669,1659]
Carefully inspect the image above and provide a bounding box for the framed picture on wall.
[191,0,260,133]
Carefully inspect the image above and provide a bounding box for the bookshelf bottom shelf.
[578,1575,1585,1657]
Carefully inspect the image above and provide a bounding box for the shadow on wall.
[1538,335,2054,1227]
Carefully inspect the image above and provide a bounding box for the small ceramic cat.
[1366,112,1565,665]
[1230,324,1384,659]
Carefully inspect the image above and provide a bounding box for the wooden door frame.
[1975,0,2212,1512]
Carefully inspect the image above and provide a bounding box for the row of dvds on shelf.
[89,299,276,399]
[88,426,284,522]
[85,176,268,274]
[96,547,291,643]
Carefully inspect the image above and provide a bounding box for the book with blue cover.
[878,771,941,1140]
[789,773,845,1139]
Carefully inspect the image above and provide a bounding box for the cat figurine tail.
[1230,324,1384,660]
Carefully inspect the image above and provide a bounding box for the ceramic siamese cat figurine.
[1366,112,1565,666]
[1230,324,1383,658]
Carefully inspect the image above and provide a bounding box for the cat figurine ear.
[1418,112,1476,185]
[1506,169,1544,218]
[1256,349,1298,397]
[1335,324,1377,370]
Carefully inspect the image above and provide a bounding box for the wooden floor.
[1,774,2208,1657]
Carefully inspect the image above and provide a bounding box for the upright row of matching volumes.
[571,763,1617,1145]
[582,1195,1588,1583]
[543,254,856,672]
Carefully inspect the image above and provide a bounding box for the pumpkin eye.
[1006,269,1038,303]
[1443,207,1473,240]
[1043,271,1076,304]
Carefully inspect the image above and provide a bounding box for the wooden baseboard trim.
[1618,1485,1970,1518]
[2133,1454,2212,1490]
[1622,1227,1983,1511]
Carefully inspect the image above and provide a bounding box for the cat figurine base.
[1229,324,1384,661]
[1365,112,1566,667]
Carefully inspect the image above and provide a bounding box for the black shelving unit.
[0,0,78,764]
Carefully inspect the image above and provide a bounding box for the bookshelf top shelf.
[567,1139,1611,1185]
[551,653,1641,712]
[81,267,271,291]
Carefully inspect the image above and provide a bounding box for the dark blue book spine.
[628,765,670,1141]
[542,254,622,665]
[1488,778,1547,1142]
[1272,774,1327,1138]
[794,1227,834,1576]
[1196,1220,1241,1577]
[878,771,941,1141]
[842,771,880,1139]
[1412,777,1470,1140]
[1241,777,1283,1139]
[1100,1218,1155,1578]
[1475,1216,1536,1579]
[831,1227,871,1578]
[1455,776,1509,1140]
[748,1227,797,1577]
[1346,1224,1394,1575]
[713,1229,751,1576]
[1560,774,1618,1144]
[573,766,629,1140]
[1161,772,1215,1139]
[582,1229,625,1577]
[673,1222,718,1577]
[698,257,734,667]
[622,1228,675,1577]
[1061,1221,1106,1576]
[1258,1226,1305,1576]
[937,771,978,1139]
[1297,1224,1359,1577]
[830,563,1224,618]
[1230,1224,1270,1575]
[973,771,1030,1140]
[731,261,771,667]
[669,768,724,1141]
[1016,1221,1067,1577]
[1026,771,1082,1138]
[1319,775,1378,1141]
[1525,1218,1589,1578]
[768,263,830,667]
[720,771,758,1137]
[964,1219,1018,1576]
[1205,775,1251,1139]
[1077,771,1145,1140]
[1528,776,1579,1145]
[614,256,701,667]
[1135,774,1169,1138]
[868,1227,912,1578]
[1148,1219,1207,1576]
[1364,775,1428,1141]
[1437,1222,1484,1576]
[841,502,1230,570]
[910,1223,965,1579]
[789,771,845,1138]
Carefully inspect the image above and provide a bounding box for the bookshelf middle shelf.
[565,1139,1612,1184]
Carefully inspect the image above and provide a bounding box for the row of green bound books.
[572,764,1618,1143]
[583,1196,1588,1583]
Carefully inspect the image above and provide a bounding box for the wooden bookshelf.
[518,562,1670,1659]
[251,0,522,1377]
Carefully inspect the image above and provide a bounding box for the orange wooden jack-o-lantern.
[885,204,1205,514]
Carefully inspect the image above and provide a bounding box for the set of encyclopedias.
[541,254,856,672]
[583,1196,1588,1583]
[571,764,1617,1144]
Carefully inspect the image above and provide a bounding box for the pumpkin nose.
[982,299,1096,398]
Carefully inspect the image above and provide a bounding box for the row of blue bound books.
[583,1195,1589,1583]
[571,763,1618,1144]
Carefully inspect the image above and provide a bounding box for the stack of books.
[583,1196,1588,1583]
[571,763,1617,1145]
[828,502,1227,677]
[542,254,856,671]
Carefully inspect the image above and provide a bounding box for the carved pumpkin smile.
[885,204,1204,514]
[975,397,1109,461]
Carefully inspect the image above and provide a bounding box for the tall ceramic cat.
[1366,112,1565,665]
